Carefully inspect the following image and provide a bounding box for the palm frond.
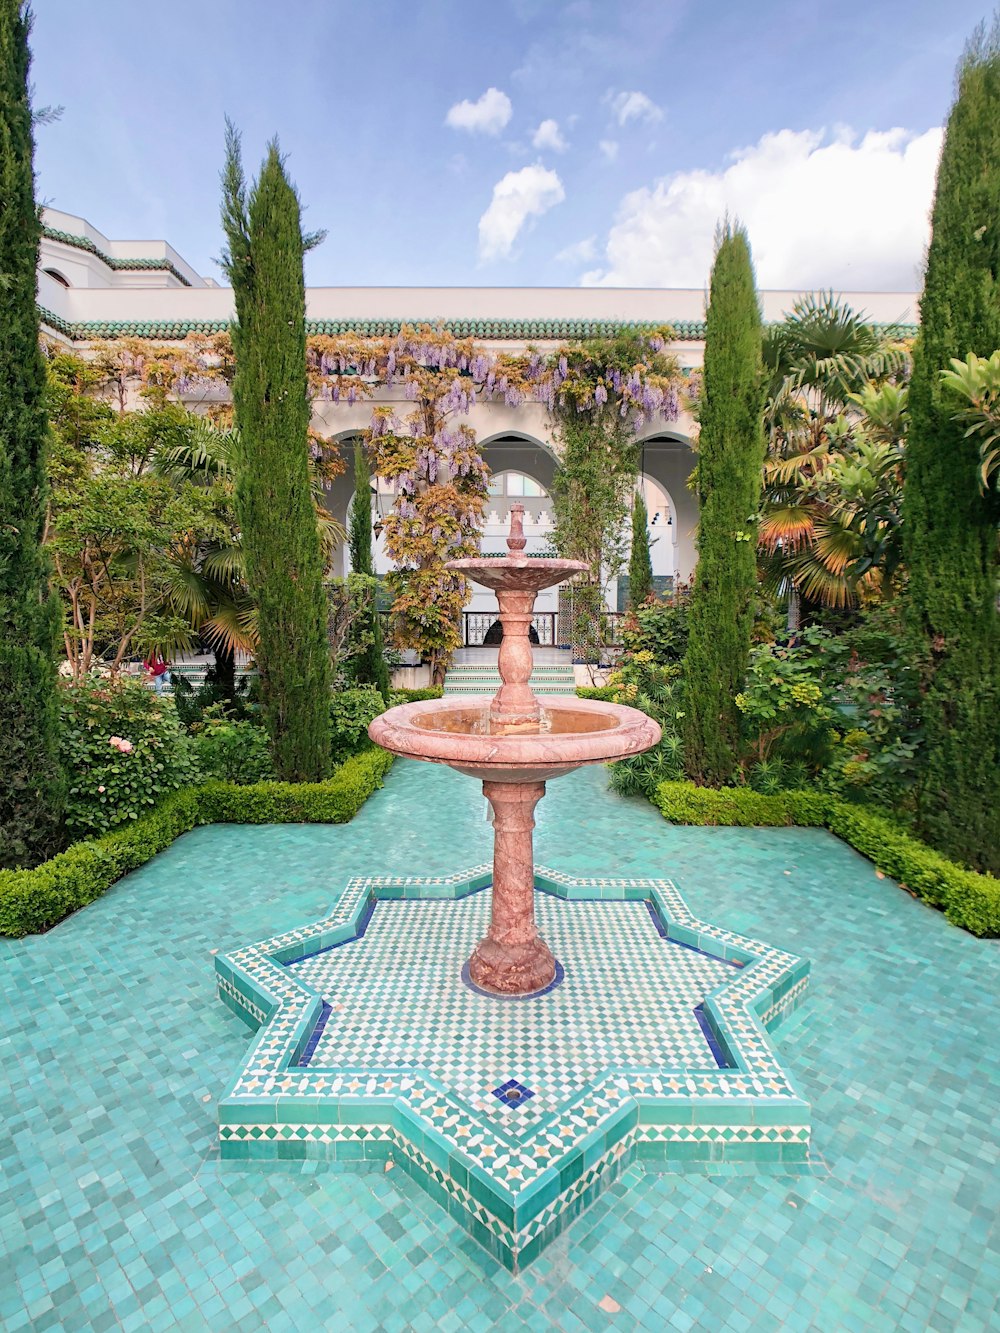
[758,506,817,551]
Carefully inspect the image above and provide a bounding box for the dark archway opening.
[483,620,539,645]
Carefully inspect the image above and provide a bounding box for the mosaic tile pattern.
[215,866,811,1268]
[1,758,998,1327]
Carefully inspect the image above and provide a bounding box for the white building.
[38,209,919,642]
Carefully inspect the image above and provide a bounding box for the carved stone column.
[469,780,555,995]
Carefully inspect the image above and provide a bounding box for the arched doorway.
[633,432,699,583]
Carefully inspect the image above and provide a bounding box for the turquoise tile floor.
[1,758,998,1331]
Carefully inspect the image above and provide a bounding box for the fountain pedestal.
[469,781,554,994]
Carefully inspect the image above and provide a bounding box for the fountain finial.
[507,502,527,555]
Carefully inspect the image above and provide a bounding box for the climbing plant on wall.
[547,331,680,586]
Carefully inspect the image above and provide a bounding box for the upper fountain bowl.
[446,555,588,594]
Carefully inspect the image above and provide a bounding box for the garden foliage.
[329,685,390,764]
[683,224,766,786]
[0,1,65,867]
[902,24,1000,873]
[190,715,274,785]
[221,124,332,781]
[735,621,921,806]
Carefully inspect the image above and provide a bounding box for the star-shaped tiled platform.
[216,867,811,1271]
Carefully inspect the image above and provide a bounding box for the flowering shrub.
[59,679,198,838]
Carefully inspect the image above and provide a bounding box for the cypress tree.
[682,223,765,786]
[902,21,1000,873]
[348,440,390,698]
[221,124,332,781]
[0,2,65,867]
[628,491,654,608]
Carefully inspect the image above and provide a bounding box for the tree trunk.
[213,640,237,701]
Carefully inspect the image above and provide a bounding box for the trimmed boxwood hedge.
[0,747,394,938]
[653,781,1000,938]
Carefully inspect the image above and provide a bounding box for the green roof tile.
[35,306,918,345]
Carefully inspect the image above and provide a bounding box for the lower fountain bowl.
[367,695,662,782]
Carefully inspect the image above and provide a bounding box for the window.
[489,472,548,499]
[43,268,70,288]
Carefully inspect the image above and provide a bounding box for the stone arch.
[633,430,699,583]
[476,431,559,497]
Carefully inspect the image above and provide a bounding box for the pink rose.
[108,736,134,754]
[98,785,106,793]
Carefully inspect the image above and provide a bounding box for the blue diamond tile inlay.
[491,1078,535,1106]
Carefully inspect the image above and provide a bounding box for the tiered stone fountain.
[218,514,812,1267]
[368,504,662,996]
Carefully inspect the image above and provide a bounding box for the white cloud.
[478,164,566,261]
[445,88,512,136]
[599,139,619,162]
[581,127,943,290]
[556,235,598,264]
[609,90,663,127]
[532,118,567,152]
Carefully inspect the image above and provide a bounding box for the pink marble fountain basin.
[368,694,661,783]
[446,556,587,593]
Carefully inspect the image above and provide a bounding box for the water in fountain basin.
[411,704,620,736]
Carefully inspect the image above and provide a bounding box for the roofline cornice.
[36,309,919,344]
[42,225,194,287]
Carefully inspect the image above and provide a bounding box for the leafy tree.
[0,2,65,866]
[346,440,390,696]
[44,360,234,681]
[48,467,216,681]
[221,123,332,781]
[682,223,766,786]
[627,491,654,608]
[902,20,1000,872]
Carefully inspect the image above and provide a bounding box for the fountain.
[215,503,812,1272]
[368,504,662,996]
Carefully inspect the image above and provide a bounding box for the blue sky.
[29,0,991,290]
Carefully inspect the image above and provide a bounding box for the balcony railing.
[462,612,558,647]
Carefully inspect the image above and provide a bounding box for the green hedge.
[654,781,1000,938]
[0,747,394,938]
[390,686,444,704]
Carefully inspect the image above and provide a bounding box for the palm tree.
[155,416,345,696]
[759,295,910,618]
